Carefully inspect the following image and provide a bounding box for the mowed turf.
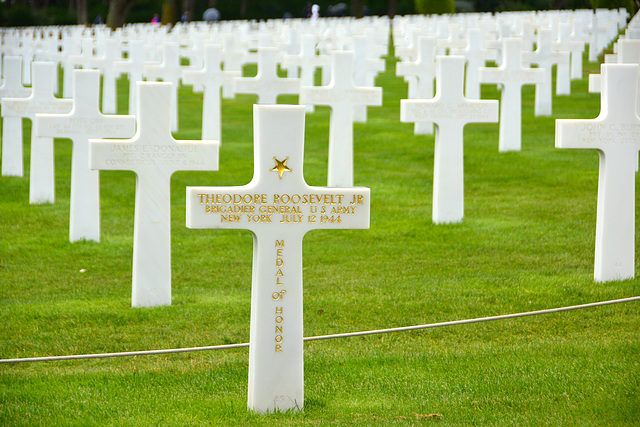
[0,34,638,425]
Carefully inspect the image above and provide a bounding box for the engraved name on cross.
[401,56,499,224]
[556,63,640,282]
[90,82,219,307]
[35,69,136,242]
[186,105,370,413]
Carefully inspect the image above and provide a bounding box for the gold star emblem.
[270,156,292,180]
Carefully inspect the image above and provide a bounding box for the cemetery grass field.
[1,44,639,425]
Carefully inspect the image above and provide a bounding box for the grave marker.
[89,38,121,114]
[35,69,136,242]
[234,47,300,105]
[522,29,569,115]
[282,34,329,113]
[113,40,147,115]
[300,51,382,187]
[90,82,219,307]
[479,38,544,152]
[182,44,239,141]
[186,104,370,413]
[553,22,586,81]
[144,42,182,132]
[396,36,437,135]
[453,28,497,100]
[401,56,499,224]
[2,62,72,203]
[556,63,640,282]
[0,56,31,177]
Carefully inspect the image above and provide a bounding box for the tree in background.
[107,0,137,28]
[590,0,637,13]
[415,0,454,14]
[77,0,88,24]
[351,0,365,17]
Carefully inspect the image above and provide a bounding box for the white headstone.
[352,35,385,123]
[479,38,544,152]
[396,36,437,135]
[144,41,182,132]
[220,33,246,98]
[282,34,329,113]
[113,40,148,116]
[553,22,586,81]
[401,56,499,224]
[2,61,72,204]
[89,38,122,115]
[522,29,569,116]
[89,82,219,307]
[35,69,136,242]
[0,56,31,177]
[186,104,370,413]
[556,63,640,282]
[452,28,497,100]
[300,51,382,187]
[234,47,300,105]
[182,44,239,142]
[61,34,82,99]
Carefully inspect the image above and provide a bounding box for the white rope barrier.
[1,296,638,364]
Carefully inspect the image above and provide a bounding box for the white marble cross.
[144,41,182,132]
[453,28,497,100]
[352,35,386,123]
[396,36,437,135]
[89,38,122,114]
[553,22,586,81]
[182,44,239,142]
[479,38,544,152]
[0,56,31,177]
[113,40,148,116]
[234,47,300,105]
[300,51,382,187]
[589,39,640,104]
[282,34,329,113]
[35,69,136,242]
[90,82,219,307]
[61,35,82,99]
[401,56,499,224]
[556,63,640,282]
[220,33,246,98]
[186,104,370,414]
[2,62,73,204]
[522,29,570,115]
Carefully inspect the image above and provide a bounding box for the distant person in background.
[151,13,160,26]
[203,8,220,22]
[303,2,312,18]
[181,11,190,22]
[311,4,320,20]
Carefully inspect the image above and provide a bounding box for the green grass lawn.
[0,40,639,425]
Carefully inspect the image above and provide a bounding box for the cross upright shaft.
[556,63,640,282]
